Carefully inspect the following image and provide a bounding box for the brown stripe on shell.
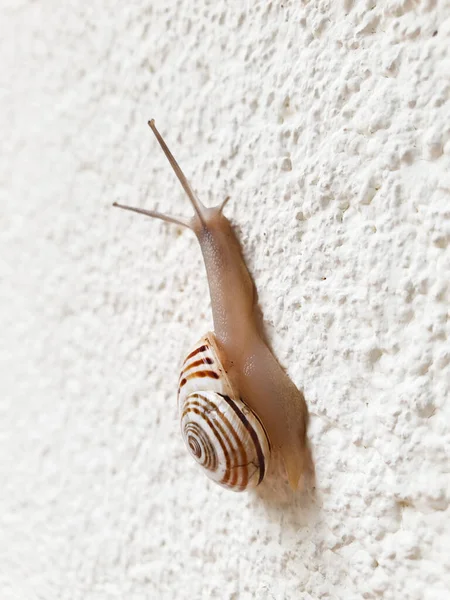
[179,370,220,388]
[183,421,218,471]
[185,357,213,369]
[219,394,266,485]
[182,396,245,488]
[185,344,208,361]
[183,394,249,489]
[182,403,233,483]
[178,357,213,383]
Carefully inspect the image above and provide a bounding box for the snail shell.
[178,334,271,491]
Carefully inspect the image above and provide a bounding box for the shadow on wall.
[255,447,319,535]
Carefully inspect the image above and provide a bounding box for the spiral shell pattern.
[178,335,271,491]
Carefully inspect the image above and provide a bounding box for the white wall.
[1,1,449,599]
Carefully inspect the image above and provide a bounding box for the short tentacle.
[218,196,230,213]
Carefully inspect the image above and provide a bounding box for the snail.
[113,120,311,492]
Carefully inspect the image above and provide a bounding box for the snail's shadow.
[253,451,320,534]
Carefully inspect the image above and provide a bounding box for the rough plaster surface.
[1,1,450,599]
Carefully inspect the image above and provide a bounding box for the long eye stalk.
[112,202,190,228]
[148,120,206,224]
[112,119,206,227]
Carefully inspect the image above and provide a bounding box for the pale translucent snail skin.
[114,120,311,490]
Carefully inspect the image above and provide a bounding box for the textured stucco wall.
[1,1,450,599]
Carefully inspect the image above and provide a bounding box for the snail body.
[114,120,310,491]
